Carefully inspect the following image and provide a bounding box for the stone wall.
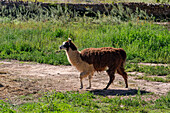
[0,1,170,20]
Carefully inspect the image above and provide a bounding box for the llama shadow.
[89,88,150,96]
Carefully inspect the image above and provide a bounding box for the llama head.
[60,38,77,51]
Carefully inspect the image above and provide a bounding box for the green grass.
[0,21,169,65]
[126,63,170,82]
[126,63,170,76]
[0,91,170,112]
[136,75,170,82]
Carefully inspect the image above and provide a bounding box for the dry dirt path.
[0,60,169,102]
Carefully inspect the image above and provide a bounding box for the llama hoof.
[103,88,107,90]
[86,87,91,89]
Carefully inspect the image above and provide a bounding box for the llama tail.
[117,49,128,88]
[119,49,127,67]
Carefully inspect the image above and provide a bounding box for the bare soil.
[0,60,169,104]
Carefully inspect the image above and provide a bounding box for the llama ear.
[68,38,71,41]
[68,38,71,45]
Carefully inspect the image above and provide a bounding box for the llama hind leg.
[86,73,93,89]
[86,75,92,89]
[117,67,128,88]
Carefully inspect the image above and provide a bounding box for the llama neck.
[66,48,82,66]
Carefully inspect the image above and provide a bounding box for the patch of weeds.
[128,74,138,77]
[166,74,170,79]
[19,61,37,64]
[153,91,170,109]
[136,75,170,83]
[126,63,170,76]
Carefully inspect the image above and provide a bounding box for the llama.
[59,38,128,90]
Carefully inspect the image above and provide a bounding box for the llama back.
[80,47,126,71]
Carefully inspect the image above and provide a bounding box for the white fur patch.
[68,38,71,41]
[63,42,66,45]
[66,52,72,65]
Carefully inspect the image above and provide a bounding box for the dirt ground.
[0,60,169,104]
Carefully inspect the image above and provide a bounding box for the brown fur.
[60,39,128,90]
[80,47,126,71]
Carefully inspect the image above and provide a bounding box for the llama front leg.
[80,72,89,89]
